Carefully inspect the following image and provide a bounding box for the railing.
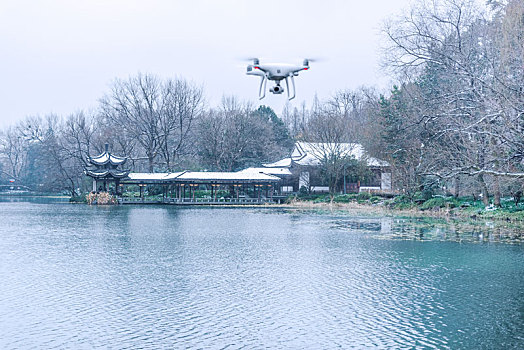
[118,196,274,205]
[359,187,398,195]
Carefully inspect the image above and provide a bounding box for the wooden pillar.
[115,179,120,195]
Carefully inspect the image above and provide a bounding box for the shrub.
[285,195,297,204]
[413,191,425,201]
[86,192,118,205]
[333,194,354,203]
[313,195,330,203]
[122,191,140,197]
[420,197,458,210]
[357,192,371,200]
[298,186,310,196]
[386,195,415,209]
[69,195,87,203]
[392,194,411,204]
[369,196,382,204]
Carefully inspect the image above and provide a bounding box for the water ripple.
[0,202,522,349]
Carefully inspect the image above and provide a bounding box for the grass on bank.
[286,192,524,221]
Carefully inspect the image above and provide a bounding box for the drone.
[246,58,311,100]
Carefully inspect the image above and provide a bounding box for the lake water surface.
[0,199,523,349]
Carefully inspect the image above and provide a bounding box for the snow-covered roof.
[364,157,389,167]
[127,172,184,181]
[178,171,280,182]
[85,169,130,179]
[237,167,292,177]
[290,142,389,167]
[263,158,292,168]
[88,151,127,166]
[123,171,280,183]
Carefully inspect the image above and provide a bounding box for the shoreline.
[3,193,523,225]
[278,199,524,223]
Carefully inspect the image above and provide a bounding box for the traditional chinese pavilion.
[84,144,129,193]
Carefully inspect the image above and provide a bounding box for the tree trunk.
[70,185,77,197]
[493,176,501,207]
[148,156,154,173]
[454,176,460,198]
[329,176,336,203]
[478,174,490,206]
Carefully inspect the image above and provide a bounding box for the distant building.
[84,146,282,203]
[84,142,391,204]
[260,142,392,193]
[84,144,130,193]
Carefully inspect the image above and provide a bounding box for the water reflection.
[0,195,69,204]
[331,216,522,243]
[0,201,522,349]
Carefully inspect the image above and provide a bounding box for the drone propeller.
[238,56,261,65]
[302,57,325,66]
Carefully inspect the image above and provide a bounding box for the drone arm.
[258,76,267,100]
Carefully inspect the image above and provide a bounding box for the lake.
[0,198,522,349]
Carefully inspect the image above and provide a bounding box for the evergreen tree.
[254,105,294,153]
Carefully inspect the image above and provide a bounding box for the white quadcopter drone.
[246,58,311,100]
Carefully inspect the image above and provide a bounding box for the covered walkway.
[118,170,283,205]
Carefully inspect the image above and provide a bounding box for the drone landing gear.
[258,76,267,100]
[258,76,296,101]
[285,75,296,100]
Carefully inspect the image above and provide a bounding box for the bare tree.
[301,101,357,198]
[282,101,309,139]
[158,79,204,171]
[196,97,276,171]
[381,0,524,204]
[0,126,29,181]
[62,111,98,168]
[100,73,163,172]
[100,73,205,172]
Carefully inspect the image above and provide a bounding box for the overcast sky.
[0,0,412,127]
